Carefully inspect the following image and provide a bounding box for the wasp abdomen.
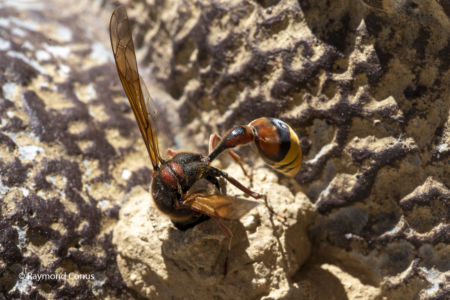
[249,117,302,177]
[206,117,302,177]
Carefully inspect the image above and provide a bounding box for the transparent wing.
[184,194,259,220]
[140,75,161,149]
[184,179,259,219]
[110,6,162,169]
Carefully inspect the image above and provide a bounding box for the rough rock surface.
[114,167,315,299]
[0,1,137,298]
[1,0,449,299]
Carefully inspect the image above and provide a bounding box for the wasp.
[110,6,302,273]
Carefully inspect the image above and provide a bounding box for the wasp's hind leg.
[207,166,262,199]
[209,133,250,177]
[167,148,177,157]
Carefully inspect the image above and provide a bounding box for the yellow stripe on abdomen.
[267,124,302,177]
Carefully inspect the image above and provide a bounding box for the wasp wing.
[184,179,259,220]
[184,194,259,220]
[110,6,161,169]
[139,75,162,151]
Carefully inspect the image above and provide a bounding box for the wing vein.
[110,6,162,169]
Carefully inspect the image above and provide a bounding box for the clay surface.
[1,0,449,299]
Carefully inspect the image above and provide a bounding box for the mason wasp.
[110,6,302,273]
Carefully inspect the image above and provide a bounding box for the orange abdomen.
[249,118,302,177]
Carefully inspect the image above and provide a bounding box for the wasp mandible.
[110,6,302,273]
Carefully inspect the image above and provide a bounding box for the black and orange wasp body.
[110,6,302,272]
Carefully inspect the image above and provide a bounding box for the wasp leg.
[209,133,249,177]
[167,148,177,156]
[262,194,289,226]
[208,167,262,199]
[208,133,220,153]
